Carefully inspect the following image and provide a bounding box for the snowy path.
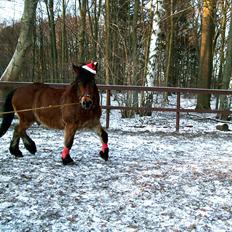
[0,113,232,231]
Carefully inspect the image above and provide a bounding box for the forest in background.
[0,0,232,117]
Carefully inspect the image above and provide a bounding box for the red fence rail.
[0,81,232,131]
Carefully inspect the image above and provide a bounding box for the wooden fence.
[0,81,232,131]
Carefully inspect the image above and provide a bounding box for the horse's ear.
[72,64,81,74]
[93,61,98,72]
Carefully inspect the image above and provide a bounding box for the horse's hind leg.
[9,120,37,157]
[9,125,23,157]
[19,121,37,154]
[21,131,37,154]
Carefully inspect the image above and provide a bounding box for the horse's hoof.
[14,153,24,158]
[99,148,109,161]
[24,142,37,154]
[62,155,75,165]
[9,147,23,157]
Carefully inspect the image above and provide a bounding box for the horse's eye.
[85,79,95,87]
[90,80,95,86]
[76,80,82,86]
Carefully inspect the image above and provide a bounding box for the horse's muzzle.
[80,95,93,110]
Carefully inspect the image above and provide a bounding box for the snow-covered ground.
[1,95,232,232]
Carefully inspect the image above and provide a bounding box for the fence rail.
[0,81,232,131]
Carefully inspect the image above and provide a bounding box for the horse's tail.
[0,89,16,137]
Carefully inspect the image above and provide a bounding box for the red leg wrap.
[102,143,108,153]
[62,147,70,159]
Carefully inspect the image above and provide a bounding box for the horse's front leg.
[62,124,76,165]
[95,123,109,161]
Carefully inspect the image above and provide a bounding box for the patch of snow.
[0,96,232,231]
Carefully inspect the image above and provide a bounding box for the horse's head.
[72,62,98,110]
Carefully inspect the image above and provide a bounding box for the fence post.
[176,92,180,132]
[106,89,111,129]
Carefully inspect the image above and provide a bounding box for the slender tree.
[38,3,46,82]
[74,0,79,61]
[79,0,87,62]
[218,4,232,119]
[215,0,227,109]
[131,0,140,110]
[104,0,110,85]
[61,0,68,79]
[164,0,174,89]
[45,0,58,82]
[87,0,102,60]
[0,0,39,81]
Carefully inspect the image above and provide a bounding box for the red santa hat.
[82,62,98,75]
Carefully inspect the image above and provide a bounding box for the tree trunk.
[61,0,68,81]
[0,0,39,81]
[74,0,79,61]
[218,4,232,120]
[165,0,174,87]
[79,0,87,63]
[141,0,163,116]
[87,0,102,60]
[131,0,139,111]
[196,0,216,109]
[38,9,46,82]
[163,0,174,103]
[215,1,227,110]
[45,0,58,82]
[104,0,110,85]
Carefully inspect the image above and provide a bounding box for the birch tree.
[0,0,39,81]
[142,0,163,116]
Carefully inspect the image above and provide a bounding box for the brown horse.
[0,62,109,165]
